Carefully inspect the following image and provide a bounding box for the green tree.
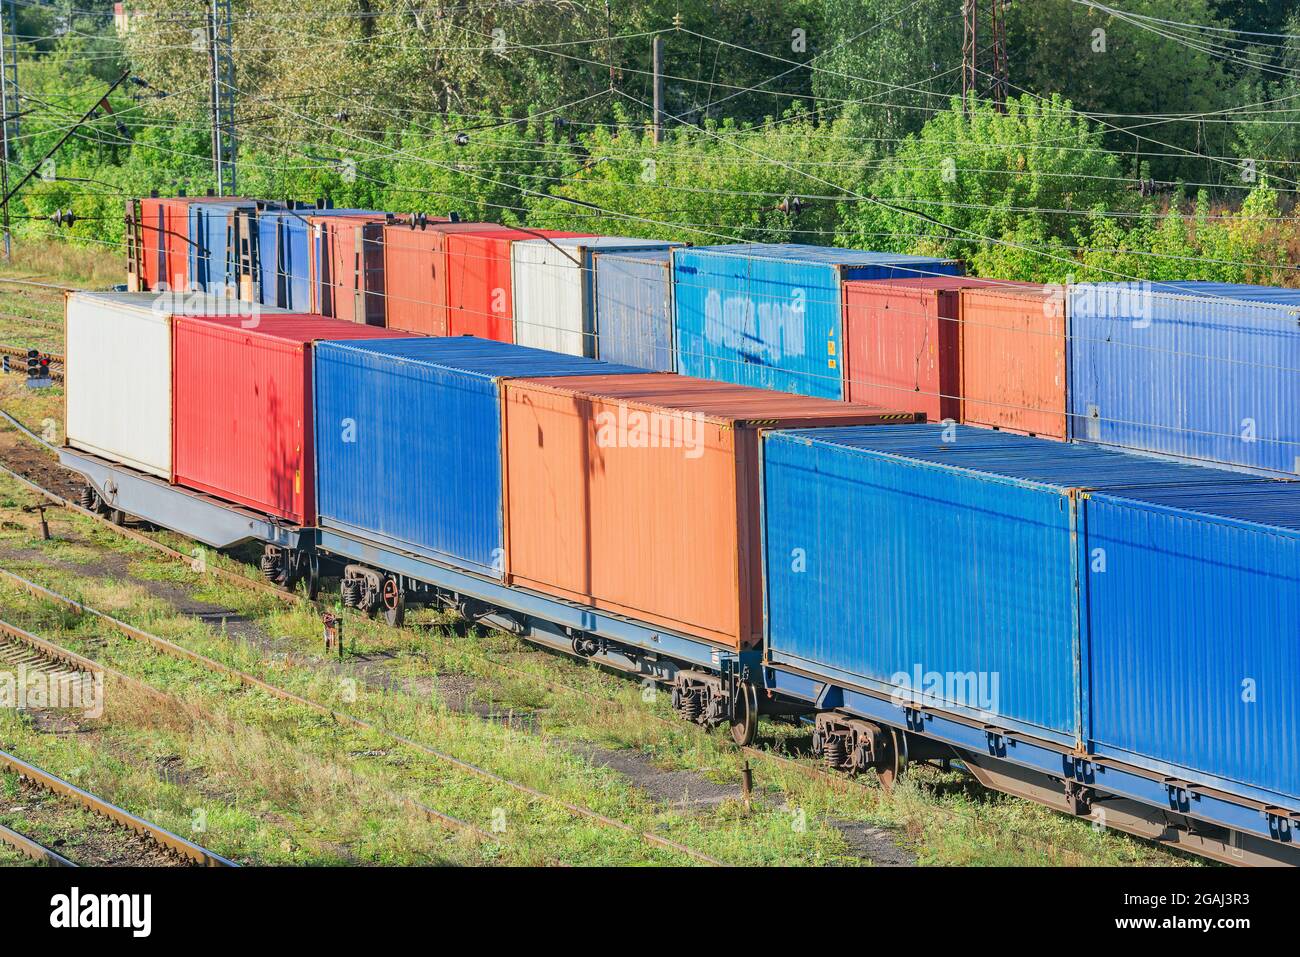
[811,0,962,150]
[836,94,1131,270]
[1007,0,1238,183]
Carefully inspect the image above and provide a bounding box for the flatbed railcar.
[56,444,1300,867]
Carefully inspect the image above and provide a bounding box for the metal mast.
[207,0,236,196]
[962,0,1008,113]
[0,0,21,259]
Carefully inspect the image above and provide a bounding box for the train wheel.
[875,728,908,792]
[381,576,405,628]
[730,681,758,747]
[304,554,320,602]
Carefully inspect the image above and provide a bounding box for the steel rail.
[0,821,77,867]
[0,569,722,866]
[0,610,497,851]
[0,741,236,867]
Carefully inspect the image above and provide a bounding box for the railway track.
[0,744,235,867]
[0,408,1105,865]
[0,568,723,866]
[0,604,512,857]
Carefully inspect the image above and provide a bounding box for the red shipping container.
[171,314,411,524]
[138,196,244,292]
[444,227,592,342]
[843,276,1034,423]
[139,198,191,291]
[310,214,393,325]
[383,222,510,336]
[959,284,1067,439]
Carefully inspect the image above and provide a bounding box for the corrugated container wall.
[311,214,391,325]
[139,198,194,291]
[137,197,167,291]
[841,277,1028,422]
[502,374,922,649]
[256,208,375,311]
[312,338,646,578]
[383,222,508,336]
[959,284,1067,439]
[382,223,445,334]
[189,200,255,295]
[672,244,962,400]
[761,424,1274,752]
[64,291,286,480]
[443,228,593,342]
[593,249,675,371]
[1085,481,1300,806]
[512,238,679,357]
[171,315,411,524]
[1068,281,1300,476]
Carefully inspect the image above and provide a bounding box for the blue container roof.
[314,335,649,379]
[1097,481,1300,532]
[775,423,1278,492]
[264,207,380,221]
[681,243,958,268]
[1075,280,1300,308]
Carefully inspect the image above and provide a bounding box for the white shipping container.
[511,238,677,357]
[64,291,284,479]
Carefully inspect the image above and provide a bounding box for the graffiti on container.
[889,665,1000,719]
[594,402,705,459]
[703,288,807,364]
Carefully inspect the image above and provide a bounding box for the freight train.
[49,194,1297,867]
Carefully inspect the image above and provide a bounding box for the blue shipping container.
[1085,481,1300,807]
[312,337,647,578]
[673,244,962,399]
[188,201,253,294]
[761,423,1271,749]
[256,208,376,310]
[1068,280,1300,476]
[593,249,675,371]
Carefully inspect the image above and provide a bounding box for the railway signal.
[25,348,51,388]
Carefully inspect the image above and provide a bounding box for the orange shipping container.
[959,284,1067,440]
[501,374,922,650]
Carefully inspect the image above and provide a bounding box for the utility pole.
[0,0,20,260]
[962,0,1008,113]
[207,0,236,196]
[651,33,664,145]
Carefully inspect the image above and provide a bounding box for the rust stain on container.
[959,284,1067,440]
[501,373,922,650]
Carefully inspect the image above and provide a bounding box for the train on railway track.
[41,194,1300,866]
